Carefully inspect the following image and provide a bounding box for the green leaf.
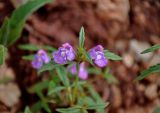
[43,45,56,52]
[37,92,51,113]
[0,0,52,46]
[28,80,49,93]
[135,64,160,81]
[56,66,70,87]
[87,103,108,110]
[0,18,10,45]
[22,54,34,60]
[0,45,7,65]
[86,85,108,113]
[104,68,119,84]
[141,44,160,54]
[79,27,85,47]
[24,106,32,113]
[19,44,56,51]
[88,67,101,75]
[19,44,41,51]
[38,62,60,74]
[85,51,93,65]
[48,86,65,95]
[153,107,160,113]
[32,101,42,113]
[56,107,80,113]
[104,50,122,60]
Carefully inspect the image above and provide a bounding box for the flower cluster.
[32,43,108,79]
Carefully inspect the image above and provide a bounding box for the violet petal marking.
[53,43,75,64]
[89,45,107,67]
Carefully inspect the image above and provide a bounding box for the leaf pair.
[135,44,160,81]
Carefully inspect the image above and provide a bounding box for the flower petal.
[78,62,88,80]
[32,55,43,69]
[94,58,107,67]
[53,51,67,64]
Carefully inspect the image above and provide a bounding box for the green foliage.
[153,107,160,113]
[141,44,160,54]
[135,64,160,81]
[38,62,60,74]
[87,85,109,113]
[24,106,32,113]
[22,27,121,113]
[0,0,52,65]
[79,27,85,48]
[28,80,49,93]
[48,81,65,95]
[56,66,70,87]
[56,106,81,113]
[6,0,52,46]
[19,44,56,51]
[19,44,41,51]
[0,45,7,65]
[104,50,122,60]
[22,54,34,60]
[0,18,10,46]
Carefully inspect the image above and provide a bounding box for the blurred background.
[0,0,160,113]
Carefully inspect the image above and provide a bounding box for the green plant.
[22,27,122,113]
[135,44,160,80]
[0,0,52,65]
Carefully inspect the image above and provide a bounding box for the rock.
[123,53,134,67]
[96,0,130,22]
[111,85,122,108]
[10,0,28,8]
[129,39,153,61]
[145,84,158,100]
[0,83,21,107]
[149,54,160,66]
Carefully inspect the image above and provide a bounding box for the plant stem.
[72,62,80,105]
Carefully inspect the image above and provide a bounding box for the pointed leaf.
[104,50,122,60]
[0,45,7,65]
[6,0,52,46]
[0,18,10,45]
[38,62,60,74]
[56,66,70,87]
[79,27,85,47]
[24,106,32,113]
[135,64,160,81]
[22,54,34,60]
[56,107,80,113]
[141,44,160,54]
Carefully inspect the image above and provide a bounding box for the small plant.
[22,27,122,113]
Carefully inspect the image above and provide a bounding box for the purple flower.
[78,62,88,80]
[32,49,50,69]
[68,62,88,80]
[53,43,75,64]
[89,45,107,67]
